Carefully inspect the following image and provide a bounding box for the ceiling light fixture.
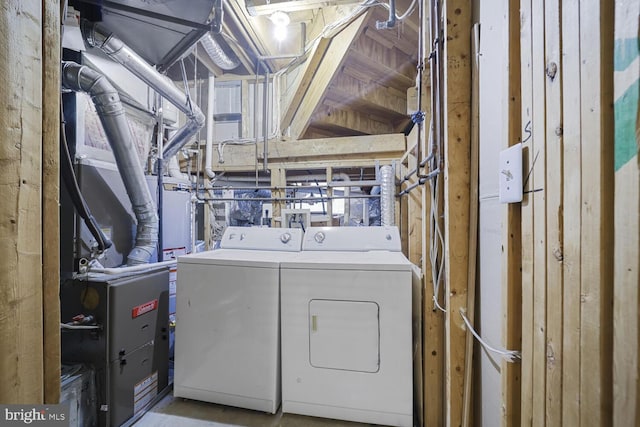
[269,11,290,41]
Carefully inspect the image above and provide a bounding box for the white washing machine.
[174,227,303,413]
[280,226,414,427]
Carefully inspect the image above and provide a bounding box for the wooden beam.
[442,1,471,426]
[281,38,331,129]
[0,0,44,403]
[560,0,582,424]
[245,0,359,16]
[289,13,369,139]
[42,0,60,405]
[206,133,406,170]
[579,0,614,425]
[501,0,522,424]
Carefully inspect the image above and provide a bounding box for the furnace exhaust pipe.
[81,20,206,160]
[62,61,158,265]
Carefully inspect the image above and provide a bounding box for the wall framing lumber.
[442,1,471,426]
[42,0,61,404]
[0,0,44,403]
[543,0,563,424]
[519,0,534,423]
[501,1,522,425]
[578,0,614,425]
[461,23,479,427]
[560,0,581,424]
[202,134,406,171]
[530,0,548,423]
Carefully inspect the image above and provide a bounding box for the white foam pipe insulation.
[380,164,395,226]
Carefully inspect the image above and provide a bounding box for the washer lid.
[280,250,412,271]
[302,226,401,252]
[220,227,303,251]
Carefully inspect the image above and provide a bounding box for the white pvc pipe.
[205,74,216,179]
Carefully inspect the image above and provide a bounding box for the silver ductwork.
[81,20,206,160]
[201,34,240,71]
[62,61,158,265]
[380,164,395,226]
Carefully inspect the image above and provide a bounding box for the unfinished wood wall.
[0,0,60,403]
[518,0,617,425]
[612,0,639,425]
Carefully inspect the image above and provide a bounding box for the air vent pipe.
[380,164,395,226]
[201,33,240,71]
[81,20,205,160]
[62,61,158,265]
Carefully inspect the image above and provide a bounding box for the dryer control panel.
[302,226,401,252]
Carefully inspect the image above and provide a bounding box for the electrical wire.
[459,311,521,363]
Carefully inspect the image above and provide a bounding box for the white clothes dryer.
[280,226,413,426]
[174,227,303,413]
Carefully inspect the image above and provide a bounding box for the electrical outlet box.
[499,143,523,203]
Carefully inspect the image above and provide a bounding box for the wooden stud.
[519,0,534,423]
[543,0,563,424]
[461,23,480,427]
[271,168,286,226]
[501,0,522,424]
[442,1,472,426]
[42,0,61,404]
[561,0,582,424]
[579,0,614,425]
[530,0,548,423]
[0,0,44,403]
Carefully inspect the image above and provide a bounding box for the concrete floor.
[133,393,372,427]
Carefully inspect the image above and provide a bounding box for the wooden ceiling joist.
[311,105,396,135]
[327,73,408,116]
[345,49,415,89]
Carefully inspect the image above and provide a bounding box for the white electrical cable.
[459,311,521,363]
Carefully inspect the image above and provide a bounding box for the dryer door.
[309,299,380,373]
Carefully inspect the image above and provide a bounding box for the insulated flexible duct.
[81,20,205,160]
[380,164,395,226]
[62,61,158,265]
[201,34,240,71]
